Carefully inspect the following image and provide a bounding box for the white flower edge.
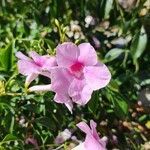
[72,142,85,150]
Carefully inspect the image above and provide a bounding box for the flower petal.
[17,60,40,76]
[90,120,100,142]
[68,79,93,105]
[16,52,31,61]
[76,120,107,150]
[54,93,70,104]
[65,101,73,113]
[28,51,47,66]
[51,67,73,103]
[51,67,72,92]
[54,93,73,112]
[78,43,97,66]
[84,135,106,150]
[28,84,51,92]
[72,142,85,150]
[83,63,111,90]
[55,129,72,144]
[28,51,40,62]
[56,42,79,67]
[51,67,74,112]
[25,73,38,87]
[76,122,91,135]
[42,56,57,71]
[40,71,51,78]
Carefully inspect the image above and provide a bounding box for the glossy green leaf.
[105,48,125,62]
[113,95,128,118]
[130,26,147,61]
[0,102,15,114]
[88,91,100,115]
[104,0,113,19]
[108,80,120,92]
[0,42,14,72]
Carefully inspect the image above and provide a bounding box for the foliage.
[0,0,149,149]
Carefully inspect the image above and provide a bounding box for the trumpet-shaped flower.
[51,42,111,111]
[72,120,107,150]
[16,51,56,87]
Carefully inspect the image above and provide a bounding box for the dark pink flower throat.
[70,62,84,72]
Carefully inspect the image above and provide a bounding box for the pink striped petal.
[84,135,106,150]
[68,79,93,105]
[78,43,97,66]
[51,68,73,104]
[56,42,79,67]
[76,122,91,135]
[76,120,107,150]
[42,56,57,71]
[17,60,40,76]
[16,52,31,61]
[83,63,111,90]
[28,51,47,67]
[90,120,100,142]
[28,51,40,62]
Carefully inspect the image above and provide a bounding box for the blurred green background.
[0,0,149,149]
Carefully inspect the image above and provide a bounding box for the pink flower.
[72,120,107,150]
[25,137,39,150]
[55,129,72,144]
[16,51,56,87]
[51,42,111,111]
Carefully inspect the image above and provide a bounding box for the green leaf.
[88,91,100,115]
[0,41,14,72]
[130,26,147,62]
[145,121,150,129]
[1,134,18,143]
[103,89,128,118]
[35,117,51,128]
[138,115,147,122]
[108,80,120,92]
[104,0,113,19]
[113,95,128,118]
[0,102,15,114]
[0,146,5,150]
[44,39,56,50]
[105,48,125,62]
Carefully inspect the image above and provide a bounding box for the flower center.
[35,61,43,67]
[70,62,84,78]
[70,62,83,72]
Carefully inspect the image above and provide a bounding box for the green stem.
[123,51,129,68]
[54,144,65,150]
[134,60,139,73]
[114,0,125,23]
[0,92,22,96]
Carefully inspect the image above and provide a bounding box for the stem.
[134,60,139,73]
[0,92,22,96]
[5,71,18,88]
[123,51,128,68]
[28,143,65,150]
[53,144,64,150]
